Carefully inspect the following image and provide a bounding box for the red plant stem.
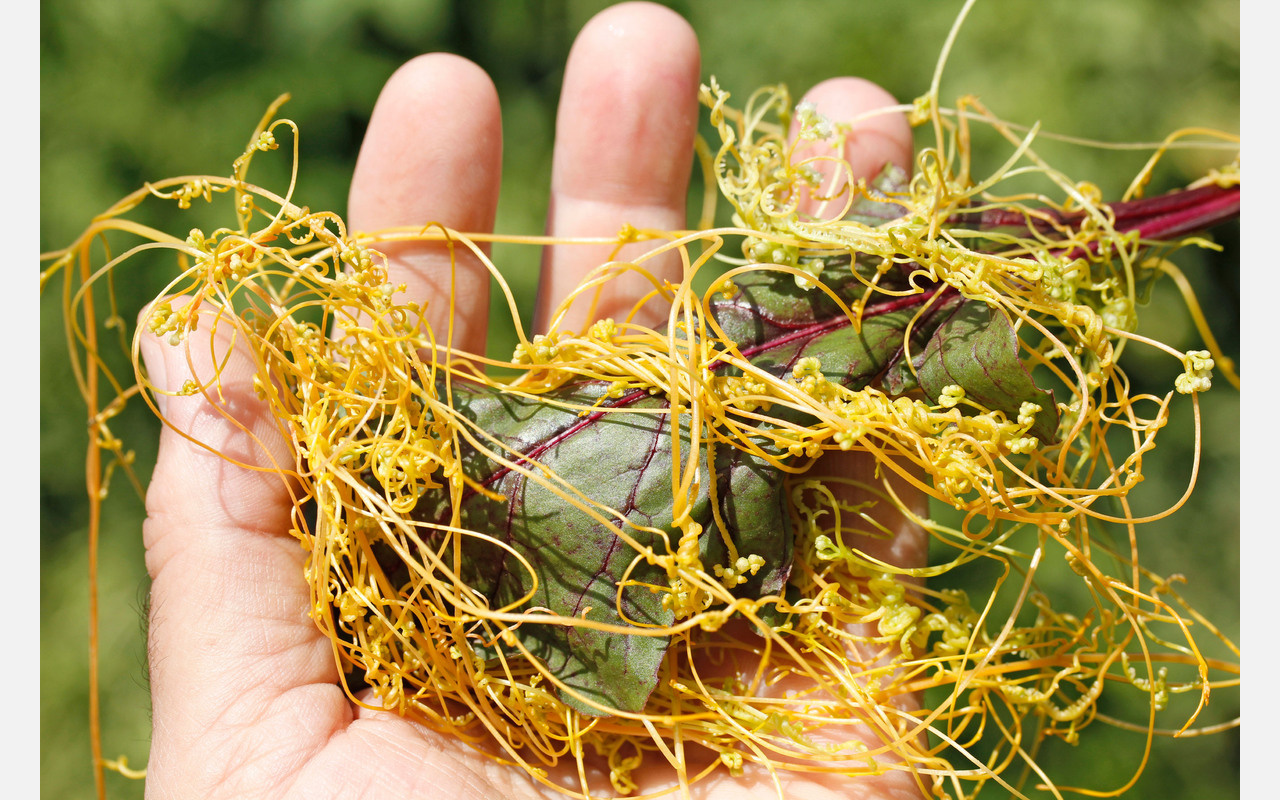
[978,183,1239,244]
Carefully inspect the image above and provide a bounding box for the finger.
[139,306,348,793]
[349,53,503,358]
[537,1,700,334]
[813,451,930,582]
[793,78,929,796]
[790,77,914,220]
[788,75,921,568]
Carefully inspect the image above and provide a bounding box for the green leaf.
[415,380,792,715]
[878,293,963,397]
[914,301,1059,444]
[711,267,917,390]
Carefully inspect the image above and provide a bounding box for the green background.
[41,1,1240,797]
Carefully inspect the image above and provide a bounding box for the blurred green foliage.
[41,1,1238,797]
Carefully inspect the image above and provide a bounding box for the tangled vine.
[44,15,1240,800]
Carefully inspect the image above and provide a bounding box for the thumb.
[139,301,296,535]
[137,300,344,795]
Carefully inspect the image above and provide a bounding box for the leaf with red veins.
[361,169,1239,715]
[414,380,791,715]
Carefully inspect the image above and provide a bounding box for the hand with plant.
[137,3,927,798]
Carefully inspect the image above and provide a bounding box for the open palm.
[138,4,927,798]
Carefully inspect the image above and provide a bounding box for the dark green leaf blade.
[878,294,963,396]
[914,302,1059,444]
[434,381,793,715]
[710,259,922,392]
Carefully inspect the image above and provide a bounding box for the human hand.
[138,3,926,798]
